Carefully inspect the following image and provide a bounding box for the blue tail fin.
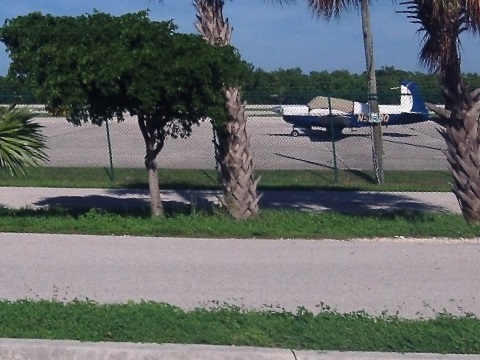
[401,81,428,115]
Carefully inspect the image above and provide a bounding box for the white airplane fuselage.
[272,82,430,136]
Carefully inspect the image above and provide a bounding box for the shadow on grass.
[344,169,377,184]
[22,200,215,219]
[273,153,334,170]
[257,169,380,190]
[0,203,457,228]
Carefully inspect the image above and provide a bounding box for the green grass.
[0,167,475,352]
[0,207,477,238]
[0,300,478,354]
[0,167,454,191]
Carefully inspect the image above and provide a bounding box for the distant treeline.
[0,76,36,104]
[243,66,480,105]
[2,65,480,105]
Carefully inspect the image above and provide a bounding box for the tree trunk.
[138,114,164,217]
[145,147,163,217]
[439,88,480,224]
[215,87,261,219]
[432,40,480,224]
[195,0,261,220]
[360,0,384,184]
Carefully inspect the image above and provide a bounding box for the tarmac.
[0,186,474,360]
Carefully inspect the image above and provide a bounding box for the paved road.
[1,233,478,319]
[35,115,448,170]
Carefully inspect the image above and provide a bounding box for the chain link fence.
[1,85,448,176]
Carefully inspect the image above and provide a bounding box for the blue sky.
[1,0,480,76]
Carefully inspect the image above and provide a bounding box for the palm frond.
[400,0,464,78]
[264,0,297,5]
[465,0,480,33]
[307,0,363,20]
[0,105,48,176]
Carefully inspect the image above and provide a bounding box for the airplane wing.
[307,96,355,114]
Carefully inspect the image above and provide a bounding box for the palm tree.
[0,105,47,176]
[194,0,261,220]
[156,0,269,219]
[306,0,384,184]
[401,0,480,224]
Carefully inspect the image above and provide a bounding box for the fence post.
[105,119,115,183]
[327,94,339,185]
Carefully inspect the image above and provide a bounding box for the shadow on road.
[260,190,452,214]
[267,130,368,142]
[31,189,454,216]
[268,130,416,143]
[382,132,415,138]
[384,138,443,151]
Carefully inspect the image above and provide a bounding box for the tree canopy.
[1,11,247,129]
[1,11,249,216]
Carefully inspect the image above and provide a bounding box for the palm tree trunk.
[438,87,480,224]
[195,0,261,220]
[434,38,480,224]
[398,0,480,224]
[360,0,384,184]
[215,87,261,219]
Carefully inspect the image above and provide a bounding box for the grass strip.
[0,300,478,354]
[0,208,478,238]
[0,167,453,191]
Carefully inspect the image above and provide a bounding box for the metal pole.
[105,119,115,183]
[328,94,338,185]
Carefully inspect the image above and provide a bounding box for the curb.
[0,339,476,360]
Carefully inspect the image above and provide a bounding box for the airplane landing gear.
[291,129,299,137]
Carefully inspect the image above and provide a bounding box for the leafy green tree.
[0,105,47,175]
[401,0,480,224]
[1,11,247,216]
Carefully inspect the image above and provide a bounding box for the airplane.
[271,81,430,137]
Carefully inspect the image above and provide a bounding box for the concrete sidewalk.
[0,187,470,360]
[0,186,461,214]
[0,340,476,360]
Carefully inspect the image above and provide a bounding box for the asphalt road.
[1,233,478,319]
[35,115,448,170]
